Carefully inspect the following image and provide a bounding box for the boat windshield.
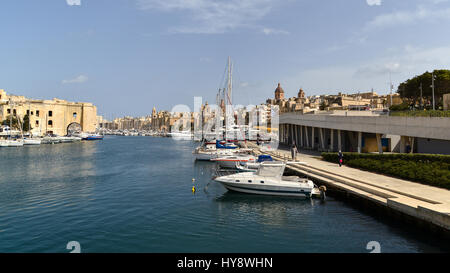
[256,165,284,177]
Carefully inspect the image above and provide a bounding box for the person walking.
[338,150,343,167]
[291,142,298,161]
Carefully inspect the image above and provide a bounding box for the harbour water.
[0,136,447,253]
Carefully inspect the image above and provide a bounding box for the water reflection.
[0,142,98,212]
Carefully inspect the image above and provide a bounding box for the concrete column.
[338,129,342,152]
[400,136,406,153]
[319,128,325,150]
[410,137,415,154]
[311,127,315,149]
[305,126,309,148]
[294,125,297,146]
[376,133,383,154]
[357,131,362,153]
[300,125,303,147]
[330,129,334,152]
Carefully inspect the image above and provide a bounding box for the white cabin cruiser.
[23,138,42,145]
[214,162,319,198]
[211,155,257,169]
[0,139,24,147]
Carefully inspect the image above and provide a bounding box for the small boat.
[42,134,61,144]
[211,155,257,169]
[75,132,104,140]
[84,134,103,140]
[23,138,42,145]
[215,140,238,149]
[214,161,319,198]
[193,147,235,161]
[0,139,24,147]
[243,155,274,169]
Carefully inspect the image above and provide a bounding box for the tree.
[2,115,32,132]
[397,70,450,107]
[2,115,19,129]
[22,114,32,132]
[319,101,328,110]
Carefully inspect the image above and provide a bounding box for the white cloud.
[262,28,289,35]
[365,6,450,30]
[281,45,450,95]
[62,75,88,84]
[66,0,81,6]
[137,0,280,34]
[366,0,382,6]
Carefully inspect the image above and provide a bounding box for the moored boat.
[214,161,319,198]
[23,138,42,145]
[0,139,24,147]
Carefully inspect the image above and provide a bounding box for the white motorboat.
[211,155,257,169]
[214,162,319,198]
[23,138,42,145]
[42,135,61,144]
[57,136,81,143]
[193,148,235,161]
[0,139,24,147]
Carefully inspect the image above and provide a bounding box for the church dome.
[275,83,284,94]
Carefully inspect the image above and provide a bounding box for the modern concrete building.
[0,89,98,136]
[279,111,450,155]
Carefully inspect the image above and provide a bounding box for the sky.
[1,0,450,119]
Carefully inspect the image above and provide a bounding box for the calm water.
[0,136,447,253]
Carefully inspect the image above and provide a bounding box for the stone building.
[0,89,98,136]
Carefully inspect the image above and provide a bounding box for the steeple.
[275,83,285,100]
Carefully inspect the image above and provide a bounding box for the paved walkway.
[248,143,450,230]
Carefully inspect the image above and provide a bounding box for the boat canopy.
[216,140,237,149]
[256,162,285,178]
[257,155,273,163]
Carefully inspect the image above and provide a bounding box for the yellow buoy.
[192,186,196,193]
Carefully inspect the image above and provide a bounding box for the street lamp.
[430,72,437,110]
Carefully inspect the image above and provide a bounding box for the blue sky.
[1,0,450,118]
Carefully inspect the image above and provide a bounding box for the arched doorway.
[67,122,82,135]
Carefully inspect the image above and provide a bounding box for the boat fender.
[319,186,327,200]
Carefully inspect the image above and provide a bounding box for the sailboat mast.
[9,99,12,140]
[227,56,232,106]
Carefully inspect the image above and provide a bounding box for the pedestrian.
[291,142,298,161]
[338,150,343,167]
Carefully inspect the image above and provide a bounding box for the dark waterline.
[0,136,447,253]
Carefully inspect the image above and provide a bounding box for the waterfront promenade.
[248,143,450,232]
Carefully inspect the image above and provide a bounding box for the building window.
[7,109,10,114]
[48,111,53,117]
[48,120,53,126]
[31,111,34,115]
[36,120,39,126]
[73,112,77,118]
[13,109,16,115]
[27,110,30,115]
[36,110,40,117]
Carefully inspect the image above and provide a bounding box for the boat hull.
[84,136,104,140]
[219,181,311,198]
[23,139,42,145]
[0,140,24,147]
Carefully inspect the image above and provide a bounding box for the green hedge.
[321,152,450,190]
[390,110,450,117]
